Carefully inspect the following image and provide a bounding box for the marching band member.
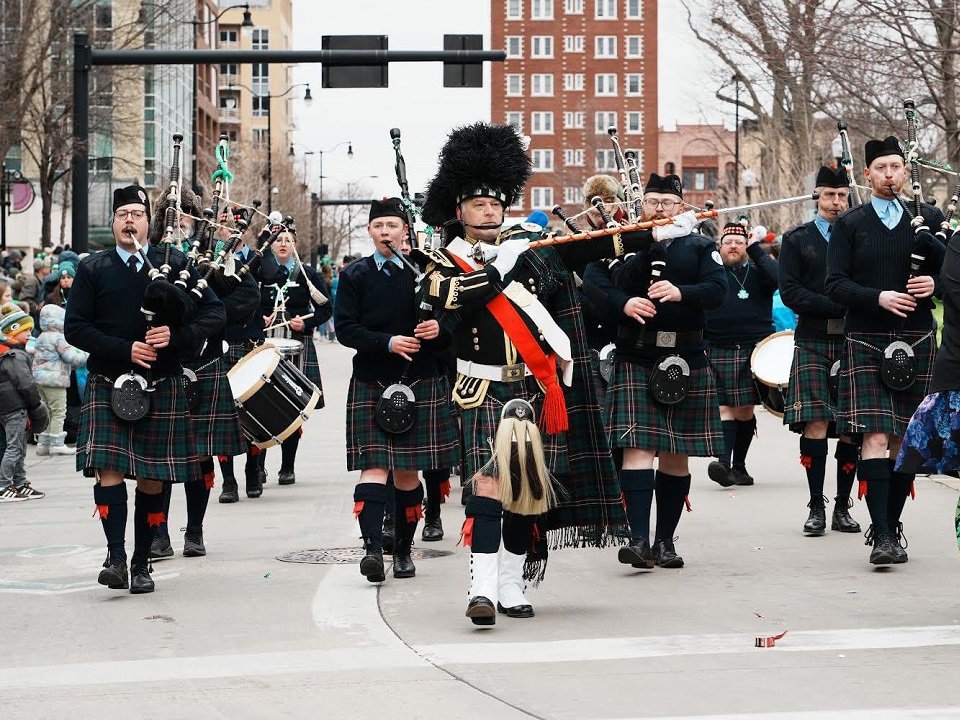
[585,173,726,569]
[336,198,460,582]
[826,136,945,565]
[419,123,694,625]
[779,166,861,536]
[64,185,225,593]
[705,222,779,487]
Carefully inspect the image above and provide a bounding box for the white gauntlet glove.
[652,210,698,242]
[489,238,530,279]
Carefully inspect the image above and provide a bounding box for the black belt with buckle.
[618,328,704,350]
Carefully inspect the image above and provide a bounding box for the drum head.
[751,331,795,387]
[265,338,304,357]
[228,345,281,401]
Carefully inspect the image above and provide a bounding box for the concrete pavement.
[2,338,960,719]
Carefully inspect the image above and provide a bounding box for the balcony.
[219,107,240,123]
[219,73,239,88]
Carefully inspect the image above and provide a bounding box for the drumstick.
[265,312,314,333]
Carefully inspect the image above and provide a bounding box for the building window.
[253,128,270,147]
[531,73,554,96]
[625,73,643,96]
[532,0,554,19]
[219,29,237,44]
[563,73,584,91]
[531,149,554,171]
[531,36,554,57]
[595,74,617,96]
[563,186,584,204]
[595,36,616,58]
[563,148,585,167]
[225,129,238,142]
[506,0,523,19]
[595,149,616,171]
[251,28,269,50]
[626,111,643,134]
[563,35,585,53]
[531,111,554,133]
[506,111,523,131]
[564,111,585,129]
[252,95,270,117]
[625,35,643,57]
[506,74,524,96]
[530,187,554,208]
[595,111,616,133]
[564,0,584,13]
[683,167,718,191]
[596,0,616,18]
[626,0,642,19]
[505,36,523,58]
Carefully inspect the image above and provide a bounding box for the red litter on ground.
[754,630,788,648]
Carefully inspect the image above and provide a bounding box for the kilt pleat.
[77,374,201,483]
[837,331,936,436]
[186,357,247,457]
[707,344,760,407]
[347,375,460,471]
[782,336,844,432]
[604,357,722,456]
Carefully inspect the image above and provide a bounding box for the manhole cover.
[277,547,455,564]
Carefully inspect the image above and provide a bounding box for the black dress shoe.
[497,601,535,618]
[653,539,684,568]
[278,470,296,485]
[617,537,655,569]
[245,471,263,499]
[218,480,239,504]
[98,555,129,589]
[866,527,897,565]
[382,513,395,555]
[150,531,174,560]
[730,466,754,486]
[129,563,155,594]
[803,498,827,536]
[421,516,444,541]
[708,461,735,487]
[360,549,385,583]
[393,552,416,578]
[465,596,496,626]
[831,497,861,533]
[183,529,206,557]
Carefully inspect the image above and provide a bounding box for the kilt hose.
[783,335,845,433]
[186,356,246,458]
[604,357,722,457]
[837,330,936,436]
[707,343,761,407]
[346,375,460,472]
[77,374,201,483]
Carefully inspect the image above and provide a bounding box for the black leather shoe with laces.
[866,527,897,565]
[891,522,909,564]
[218,479,239,504]
[183,529,206,557]
[360,545,385,583]
[831,497,861,533]
[278,470,296,485]
[421,515,444,541]
[129,563,155,594]
[393,540,416,578]
[708,461,734,487]
[149,531,174,560]
[98,554,129,589]
[803,497,827,536]
[245,470,263,499]
[730,466,755,486]
[466,596,496,626]
[618,537,655,569]
[653,539,684,568]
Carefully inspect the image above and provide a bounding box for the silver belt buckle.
[827,318,845,335]
[656,331,677,348]
[501,363,525,382]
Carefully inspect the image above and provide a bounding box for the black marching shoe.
[618,537,655,569]
[98,554,129,590]
[421,514,444,541]
[891,522,909,564]
[730,465,755,486]
[831,496,861,533]
[381,512,395,555]
[803,496,827,536]
[707,460,734,487]
[465,596,496,626]
[392,540,416,578]
[653,538,685,568]
[865,526,897,565]
[183,529,206,557]
[497,601,535,618]
[149,530,174,560]
[245,469,263,499]
[278,469,296,486]
[218,479,239,504]
[129,562,155,594]
[360,542,386,583]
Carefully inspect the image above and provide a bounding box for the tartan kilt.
[707,344,761,407]
[604,357,722,457]
[186,357,246,458]
[224,339,258,368]
[346,375,460,471]
[782,336,845,432]
[837,330,936,436]
[77,374,201,483]
[460,376,569,481]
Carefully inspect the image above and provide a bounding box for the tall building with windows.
[491,0,657,218]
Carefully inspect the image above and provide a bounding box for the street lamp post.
[316,141,353,262]
[733,73,741,202]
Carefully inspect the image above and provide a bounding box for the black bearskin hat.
[420,122,531,226]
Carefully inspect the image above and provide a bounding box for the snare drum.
[750,330,795,417]
[264,337,304,358]
[227,344,321,448]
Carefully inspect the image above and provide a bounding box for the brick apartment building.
[491,0,658,221]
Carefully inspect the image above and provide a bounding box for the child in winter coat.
[27,304,88,456]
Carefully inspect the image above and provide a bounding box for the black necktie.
[382,262,393,277]
[127,256,139,272]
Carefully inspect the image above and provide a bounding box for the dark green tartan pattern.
[783,336,845,431]
[185,357,246,458]
[604,358,722,457]
[346,376,460,471]
[837,331,936,436]
[707,344,761,407]
[77,375,201,483]
[224,340,258,367]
